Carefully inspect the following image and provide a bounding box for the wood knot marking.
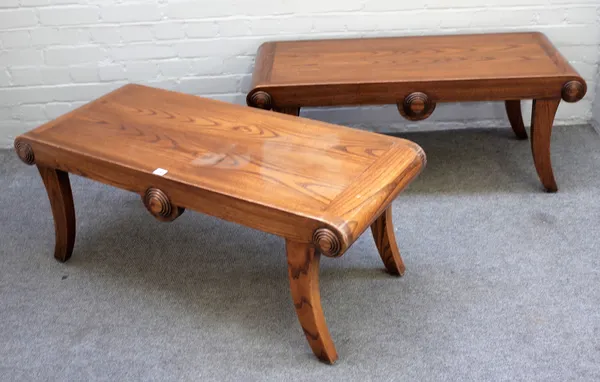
[313,228,341,258]
[14,139,35,165]
[248,91,272,110]
[561,81,585,103]
[143,188,184,222]
[398,92,436,121]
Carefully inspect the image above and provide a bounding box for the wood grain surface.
[248,32,586,108]
[16,84,425,255]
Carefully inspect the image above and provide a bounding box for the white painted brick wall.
[0,0,599,147]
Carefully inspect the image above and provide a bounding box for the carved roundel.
[398,92,436,121]
[561,81,585,103]
[14,139,35,165]
[313,228,342,258]
[143,188,184,222]
[248,91,273,110]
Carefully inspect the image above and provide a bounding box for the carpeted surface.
[1,125,599,381]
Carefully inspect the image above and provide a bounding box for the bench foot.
[530,99,560,192]
[371,206,405,276]
[505,100,528,140]
[37,166,76,262]
[286,239,338,364]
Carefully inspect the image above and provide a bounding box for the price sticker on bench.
[152,168,168,176]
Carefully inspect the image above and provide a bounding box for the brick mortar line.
[1,26,597,41]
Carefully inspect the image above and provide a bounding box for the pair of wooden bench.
[15,32,586,364]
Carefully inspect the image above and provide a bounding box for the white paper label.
[152,168,168,176]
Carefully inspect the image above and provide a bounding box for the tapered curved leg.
[274,106,300,116]
[371,206,405,276]
[286,239,337,364]
[505,100,528,139]
[530,99,560,192]
[37,166,75,262]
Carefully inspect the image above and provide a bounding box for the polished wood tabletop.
[264,33,575,84]
[248,32,585,107]
[17,84,424,250]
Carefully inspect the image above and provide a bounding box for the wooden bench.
[247,32,587,192]
[14,84,425,364]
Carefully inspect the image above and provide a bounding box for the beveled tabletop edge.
[250,73,586,92]
[320,140,426,254]
[249,41,276,91]
[533,31,580,77]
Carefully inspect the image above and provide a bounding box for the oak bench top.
[248,32,586,107]
[16,84,425,254]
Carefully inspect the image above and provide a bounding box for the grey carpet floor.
[1,125,599,381]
